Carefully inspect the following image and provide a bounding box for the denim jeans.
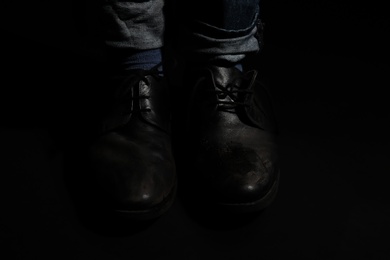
[102,0,262,64]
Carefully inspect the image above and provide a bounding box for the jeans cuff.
[180,14,261,64]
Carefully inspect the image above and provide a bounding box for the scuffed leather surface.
[87,72,176,212]
[187,66,279,204]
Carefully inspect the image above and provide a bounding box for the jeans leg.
[101,0,165,50]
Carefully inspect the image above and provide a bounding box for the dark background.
[1,1,390,259]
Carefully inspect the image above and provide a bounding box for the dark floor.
[1,1,390,259]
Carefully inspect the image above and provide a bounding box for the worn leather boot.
[86,67,177,220]
[184,65,280,213]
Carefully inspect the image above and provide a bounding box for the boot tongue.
[204,65,245,113]
[209,66,242,89]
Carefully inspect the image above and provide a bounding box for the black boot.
[184,65,279,213]
[85,67,177,220]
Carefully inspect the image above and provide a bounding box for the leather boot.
[86,67,177,220]
[184,65,280,213]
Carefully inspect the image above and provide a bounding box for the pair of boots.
[84,60,280,221]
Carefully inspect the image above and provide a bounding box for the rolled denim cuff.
[181,13,261,64]
[102,0,165,50]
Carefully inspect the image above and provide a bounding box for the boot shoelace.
[117,63,163,114]
[207,76,253,112]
